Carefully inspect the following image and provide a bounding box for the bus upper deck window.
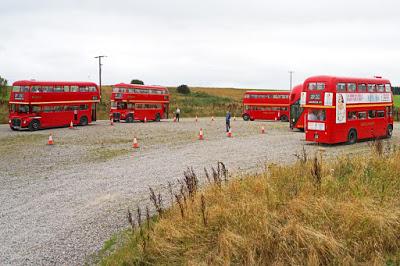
[347,83,356,92]
[316,83,325,90]
[367,84,376,92]
[358,84,366,92]
[307,83,325,90]
[336,83,346,92]
[377,84,385,92]
[308,83,316,90]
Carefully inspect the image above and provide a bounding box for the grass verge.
[101,142,400,265]
[394,95,400,108]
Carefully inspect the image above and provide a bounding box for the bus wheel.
[243,114,250,121]
[155,113,161,122]
[126,115,134,123]
[29,120,40,131]
[347,129,357,144]
[79,116,88,126]
[387,125,393,138]
[280,115,288,122]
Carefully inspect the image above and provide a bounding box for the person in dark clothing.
[225,111,231,132]
[175,107,180,122]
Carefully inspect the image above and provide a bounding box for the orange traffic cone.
[69,120,74,129]
[227,128,232,138]
[211,116,214,121]
[199,128,204,140]
[133,137,139,148]
[48,133,54,145]
[261,126,265,134]
[110,118,114,126]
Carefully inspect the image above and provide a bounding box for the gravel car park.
[0,118,398,265]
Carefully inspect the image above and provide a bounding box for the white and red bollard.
[199,128,204,140]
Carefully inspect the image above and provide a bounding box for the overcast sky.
[0,0,399,89]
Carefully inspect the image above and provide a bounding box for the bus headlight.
[8,120,11,123]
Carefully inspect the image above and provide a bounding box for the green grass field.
[394,95,400,108]
[100,144,400,265]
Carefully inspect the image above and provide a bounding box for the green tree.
[0,75,8,102]
[130,79,144,85]
[177,84,190,94]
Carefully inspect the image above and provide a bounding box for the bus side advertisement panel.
[345,93,392,104]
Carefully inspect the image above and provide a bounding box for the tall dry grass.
[101,142,400,265]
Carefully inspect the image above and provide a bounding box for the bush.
[177,84,190,94]
[0,75,8,103]
[130,79,144,85]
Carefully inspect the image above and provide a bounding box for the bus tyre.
[79,116,88,126]
[29,120,40,131]
[280,115,288,122]
[243,114,250,121]
[347,129,357,145]
[126,115,134,123]
[387,125,393,138]
[155,113,161,122]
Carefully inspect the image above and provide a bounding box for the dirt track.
[0,118,399,265]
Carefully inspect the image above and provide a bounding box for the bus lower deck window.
[358,112,367,119]
[368,110,376,118]
[348,111,357,120]
[308,109,325,121]
[377,111,385,118]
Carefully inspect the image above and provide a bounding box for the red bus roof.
[13,80,98,87]
[245,90,290,95]
[289,84,303,103]
[113,83,168,91]
[304,75,390,84]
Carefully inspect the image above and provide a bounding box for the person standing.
[225,111,231,132]
[175,107,181,122]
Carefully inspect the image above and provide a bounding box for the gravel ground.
[0,118,399,265]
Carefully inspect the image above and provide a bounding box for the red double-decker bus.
[110,83,169,122]
[242,91,290,121]
[289,84,305,130]
[301,75,394,144]
[9,80,100,131]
